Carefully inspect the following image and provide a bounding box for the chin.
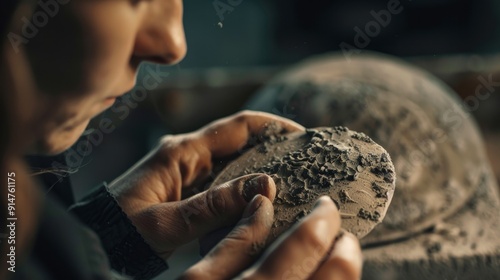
[34,120,90,155]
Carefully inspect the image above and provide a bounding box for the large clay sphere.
[247,52,490,245]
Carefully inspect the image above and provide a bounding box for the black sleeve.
[68,182,168,280]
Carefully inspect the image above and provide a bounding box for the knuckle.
[176,203,197,236]
[160,134,192,149]
[295,220,330,253]
[158,134,173,145]
[158,136,184,159]
[234,110,254,122]
[206,187,227,217]
[228,224,255,243]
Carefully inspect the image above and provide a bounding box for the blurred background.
[51,0,500,278]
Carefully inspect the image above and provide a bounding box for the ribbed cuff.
[69,183,168,280]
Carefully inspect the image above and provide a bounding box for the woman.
[0,0,362,279]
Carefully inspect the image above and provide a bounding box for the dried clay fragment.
[211,127,396,243]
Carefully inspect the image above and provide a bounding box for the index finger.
[237,196,341,279]
[199,110,305,158]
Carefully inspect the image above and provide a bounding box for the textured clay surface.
[212,126,396,242]
[247,52,492,246]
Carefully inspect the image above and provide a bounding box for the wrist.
[69,183,168,279]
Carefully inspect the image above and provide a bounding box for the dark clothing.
[69,183,168,279]
[16,156,168,280]
[13,194,114,280]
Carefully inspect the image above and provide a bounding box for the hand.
[180,196,363,280]
[108,110,304,259]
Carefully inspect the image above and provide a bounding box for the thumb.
[173,174,276,245]
[180,195,275,280]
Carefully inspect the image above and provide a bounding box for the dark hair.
[1,0,17,155]
[0,0,18,262]
[1,0,17,37]
[0,0,16,159]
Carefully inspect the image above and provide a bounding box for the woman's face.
[4,0,186,154]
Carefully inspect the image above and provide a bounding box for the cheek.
[25,1,140,96]
[74,2,141,93]
[36,95,111,155]
[37,119,90,155]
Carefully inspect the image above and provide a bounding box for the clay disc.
[211,127,396,241]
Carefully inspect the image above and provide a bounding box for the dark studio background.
[34,1,500,278]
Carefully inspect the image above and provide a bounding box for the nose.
[133,0,187,65]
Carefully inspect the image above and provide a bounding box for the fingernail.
[313,197,324,209]
[313,196,332,209]
[243,175,270,202]
[313,196,339,210]
[242,194,264,218]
